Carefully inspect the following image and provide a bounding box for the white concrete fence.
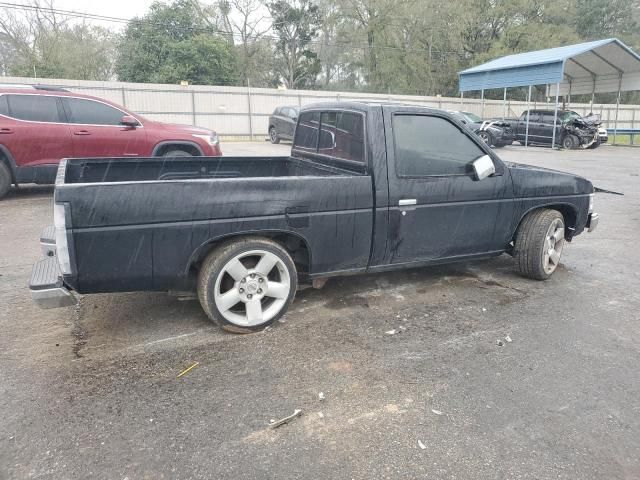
[1,76,638,143]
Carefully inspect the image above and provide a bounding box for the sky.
[44,0,156,19]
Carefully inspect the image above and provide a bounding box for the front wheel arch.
[512,204,577,246]
[152,141,204,157]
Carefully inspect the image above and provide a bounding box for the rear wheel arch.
[187,231,312,279]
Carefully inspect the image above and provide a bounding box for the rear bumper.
[40,225,56,257]
[587,212,599,232]
[30,229,77,309]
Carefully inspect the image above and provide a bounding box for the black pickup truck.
[30,102,599,333]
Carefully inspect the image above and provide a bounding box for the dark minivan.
[268,106,299,143]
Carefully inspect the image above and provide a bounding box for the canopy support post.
[502,88,507,120]
[590,75,596,113]
[567,80,572,108]
[551,83,560,149]
[613,74,622,145]
[460,91,464,107]
[481,89,485,118]
[525,85,532,148]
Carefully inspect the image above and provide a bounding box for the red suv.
[0,85,222,199]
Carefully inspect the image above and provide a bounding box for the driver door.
[383,107,514,263]
[61,97,147,158]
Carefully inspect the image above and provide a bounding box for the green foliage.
[268,0,322,88]
[115,0,238,85]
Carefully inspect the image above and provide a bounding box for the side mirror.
[120,115,139,127]
[472,154,495,181]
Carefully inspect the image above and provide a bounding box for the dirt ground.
[1,143,639,480]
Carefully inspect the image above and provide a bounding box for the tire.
[587,140,600,149]
[477,131,492,146]
[162,149,193,157]
[0,161,11,200]
[269,127,280,144]
[513,209,566,280]
[197,237,297,333]
[561,134,578,149]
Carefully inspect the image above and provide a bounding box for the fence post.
[631,108,636,146]
[247,80,254,141]
[121,86,127,107]
[190,90,196,126]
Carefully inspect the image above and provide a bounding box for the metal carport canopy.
[458,38,640,94]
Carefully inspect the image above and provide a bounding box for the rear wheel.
[197,238,297,333]
[514,209,565,280]
[269,127,280,144]
[0,162,11,199]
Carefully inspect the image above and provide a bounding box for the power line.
[0,1,471,58]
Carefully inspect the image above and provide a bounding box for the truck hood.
[504,161,594,197]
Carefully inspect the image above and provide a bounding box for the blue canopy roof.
[459,38,640,93]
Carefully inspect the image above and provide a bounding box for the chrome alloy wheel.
[213,249,291,326]
[543,218,565,275]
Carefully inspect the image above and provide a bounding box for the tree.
[154,34,237,85]
[268,0,321,88]
[115,0,237,85]
[0,0,116,80]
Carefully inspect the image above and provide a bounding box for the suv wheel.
[514,209,565,280]
[163,149,192,157]
[269,127,280,144]
[198,237,297,333]
[561,135,578,149]
[477,131,492,146]
[0,162,11,199]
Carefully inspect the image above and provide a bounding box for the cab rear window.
[293,110,365,163]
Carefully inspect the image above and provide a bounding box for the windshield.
[560,111,581,123]
[461,111,483,123]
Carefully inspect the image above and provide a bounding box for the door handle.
[399,199,417,206]
[74,130,91,136]
[0,128,13,134]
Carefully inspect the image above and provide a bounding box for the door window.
[5,94,61,122]
[393,114,485,176]
[64,98,125,125]
[542,113,558,124]
[521,111,540,123]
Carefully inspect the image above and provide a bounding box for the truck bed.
[62,156,355,184]
[54,156,374,293]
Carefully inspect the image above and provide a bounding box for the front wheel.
[561,134,578,149]
[477,131,492,146]
[269,127,280,144]
[197,238,297,333]
[162,149,193,157]
[514,209,566,280]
